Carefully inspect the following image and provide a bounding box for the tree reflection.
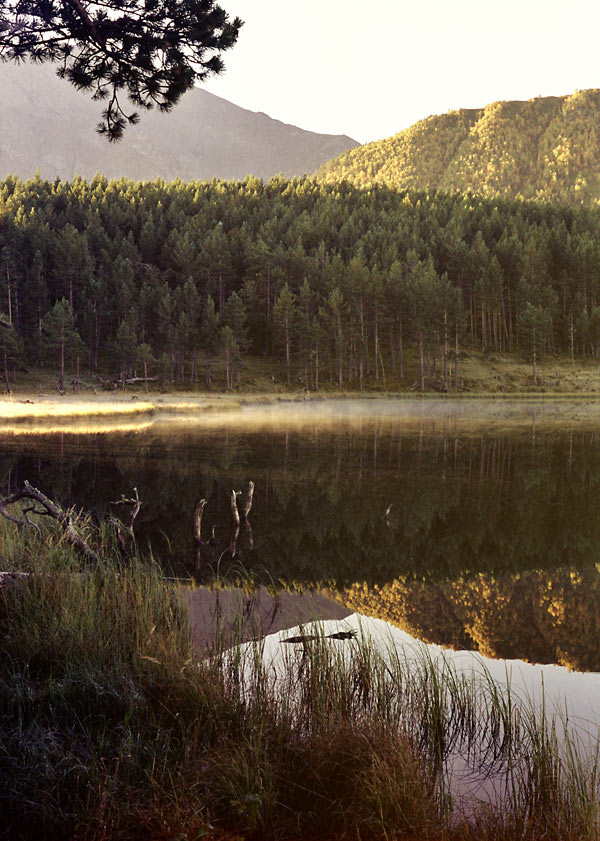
[3,419,600,667]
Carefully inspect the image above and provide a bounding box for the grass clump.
[0,520,439,840]
[1,516,600,840]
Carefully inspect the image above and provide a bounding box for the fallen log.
[0,570,30,591]
[117,376,158,386]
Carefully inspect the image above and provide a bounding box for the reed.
[1,516,599,840]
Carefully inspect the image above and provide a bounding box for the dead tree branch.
[230,490,241,527]
[244,519,254,552]
[193,498,207,544]
[0,480,100,561]
[230,522,240,558]
[110,487,141,555]
[241,481,255,521]
[195,481,255,571]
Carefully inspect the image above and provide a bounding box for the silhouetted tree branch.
[0,0,242,140]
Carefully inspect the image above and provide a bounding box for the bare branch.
[110,487,141,555]
[0,481,101,561]
[241,480,254,521]
[193,498,206,545]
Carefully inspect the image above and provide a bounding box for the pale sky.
[203,0,600,144]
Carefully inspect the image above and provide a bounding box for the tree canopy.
[3,174,600,392]
[0,0,242,139]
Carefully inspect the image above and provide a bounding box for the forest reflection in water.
[2,399,600,671]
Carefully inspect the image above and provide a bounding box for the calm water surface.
[3,398,600,671]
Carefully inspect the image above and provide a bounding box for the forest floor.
[2,350,600,423]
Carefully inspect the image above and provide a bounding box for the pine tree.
[201,295,220,386]
[0,318,23,393]
[273,282,297,386]
[223,291,248,385]
[114,313,139,381]
[42,299,84,392]
[136,343,155,392]
[518,302,552,383]
[326,287,346,390]
[220,325,238,391]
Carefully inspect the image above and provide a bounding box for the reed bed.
[1,516,599,840]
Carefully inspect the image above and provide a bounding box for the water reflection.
[1,400,600,669]
[338,568,600,672]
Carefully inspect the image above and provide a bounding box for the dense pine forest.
[2,173,600,392]
[319,90,600,206]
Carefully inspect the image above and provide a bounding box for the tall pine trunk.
[3,349,10,394]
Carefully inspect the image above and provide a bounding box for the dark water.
[3,399,600,670]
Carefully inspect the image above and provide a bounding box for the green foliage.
[41,298,84,390]
[4,174,600,392]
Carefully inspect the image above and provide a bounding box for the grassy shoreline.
[1,517,600,840]
[6,346,600,411]
[3,345,600,431]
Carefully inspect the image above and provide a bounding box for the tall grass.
[1,516,599,840]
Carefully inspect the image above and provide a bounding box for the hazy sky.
[204,0,600,144]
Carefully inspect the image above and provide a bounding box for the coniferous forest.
[2,173,600,391]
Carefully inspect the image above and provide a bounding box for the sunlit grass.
[5,350,600,437]
[0,396,155,420]
[0,418,155,435]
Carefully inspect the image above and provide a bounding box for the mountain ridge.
[0,62,359,182]
[317,90,600,205]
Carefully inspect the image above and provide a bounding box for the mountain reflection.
[335,568,600,672]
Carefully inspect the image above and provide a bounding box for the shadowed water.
[2,398,600,670]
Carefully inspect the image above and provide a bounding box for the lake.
[3,397,600,672]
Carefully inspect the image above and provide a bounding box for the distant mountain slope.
[0,62,359,182]
[318,90,600,205]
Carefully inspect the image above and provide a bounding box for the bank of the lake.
[9,345,600,409]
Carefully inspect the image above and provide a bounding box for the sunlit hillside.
[318,90,600,205]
